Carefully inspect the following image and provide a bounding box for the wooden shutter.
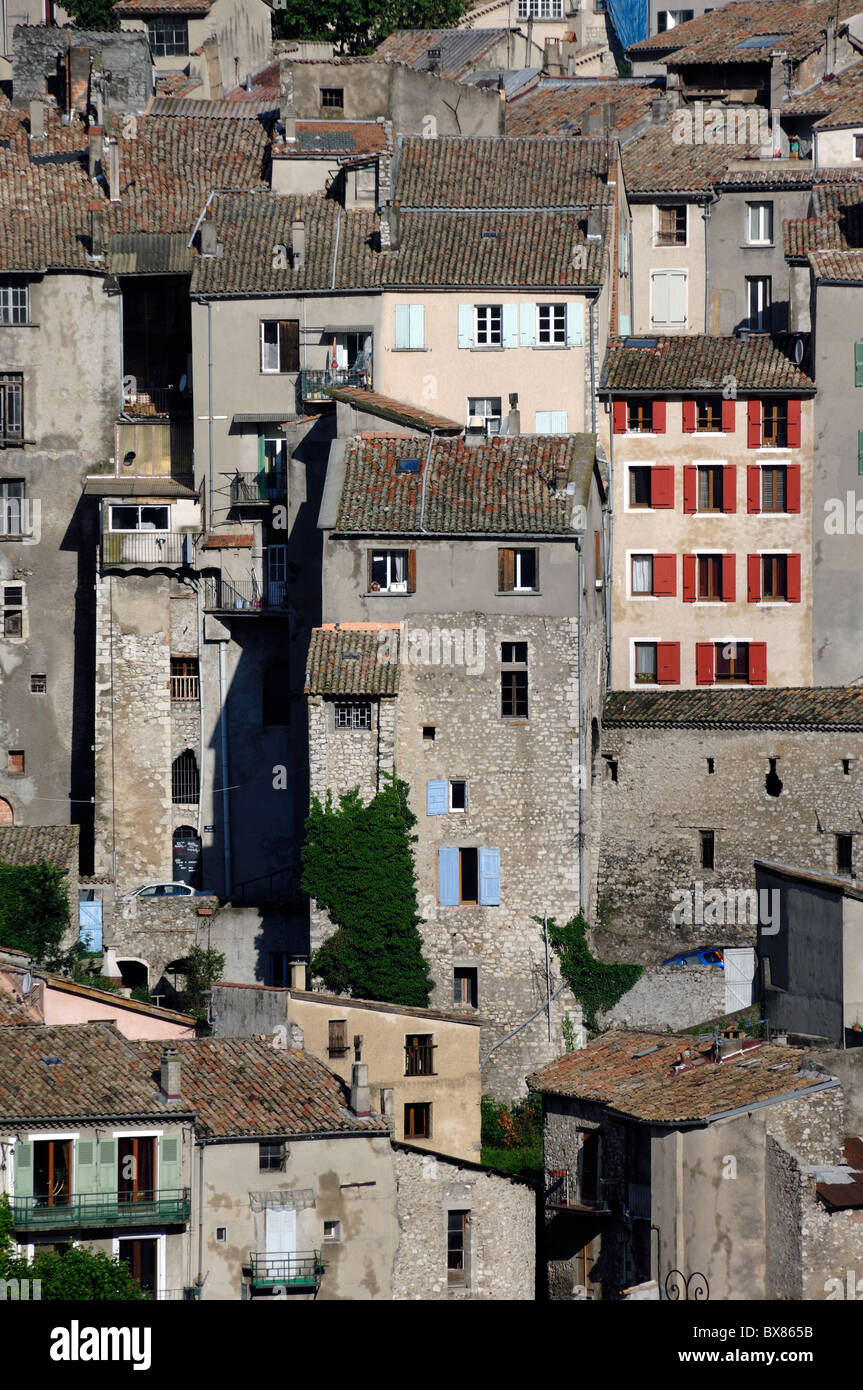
[656,641,680,684]
[458,305,474,349]
[278,320,299,372]
[653,554,676,596]
[502,304,519,348]
[498,548,515,591]
[681,399,696,433]
[721,553,736,602]
[408,304,425,349]
[787,465,801,512]
[747,464,761,514]
[786,398,801,448]
[651,466,674,508]
[683,464,697,514]
[695,642,715,685]
[747,399,761,448]
[367,549,374,589]
[747,554,761,602]
[394,305,411,349]
[520,302,536,346]
[439,847,459,905]
[856,341,863,387]
[651,271,669,324]
[722,465,737,513]
[427,780,447,815]
[682,553,696,602]
[160,1135,181,1193]
[787,553,801,602]
[612,400,627,434]
[667,271,687,324]
[749,642,767,685]
[407,549,417,593]
[652,400,666,433]
[76,1139,97,1194]
[721,398,735,432]
[98,1138,117,1194]
[566,302,584,346]
[14,1140,33,1198]
[479,848,501,906]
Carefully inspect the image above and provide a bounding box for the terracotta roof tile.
[396,134,611,208]
[600,333,814,392]
[305,626,401,696]
[604,687,863,728]
[373,27,509,78]
[324,386,462,433]
[0,825,78,872]
[629,0,862,65]
[507,76,661,138]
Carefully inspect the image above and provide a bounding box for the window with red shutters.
[747,400,761,448]
[786,398,801,448]
[627,400,655,433]
[747,465,761,514]
[721,398,735,433]
[787,553,801,602]
[749,641,767,685]
[683,465,697,514]
[653,554,677,596]
[651,466,674,508]
[656,641,680,684]
[747,554,762,602]
[697,554,723,601]
[612,400,627,434]
[787,465,801,512]
[695,397,723,431]
[722,465,737,513]
[682,399,696,433]
[722,553,736,602]
[682,553,696,602]
[695,642,714,685]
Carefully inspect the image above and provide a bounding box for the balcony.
[122,383,190,419]
[9,1189,192,1231]
[202,576,288,615]
[546,1170,612,1215]
[101,532,192,568]
[627,1183,651,1221]
[301,368,369,402]
[249,1251,324,1290]
[230,472,286,506]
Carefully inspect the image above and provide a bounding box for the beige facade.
[118,0,271,95]
[630,201,706,335]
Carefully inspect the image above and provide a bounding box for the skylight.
[736,34,786,49]
[624,337,659,348]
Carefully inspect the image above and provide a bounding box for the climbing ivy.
[540,912,643,1032]
[0,861,70,963]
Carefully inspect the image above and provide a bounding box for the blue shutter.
[618,312,631,336]
[426,780,447,815]
[502,304,519,348]
[409,304,425,349]
[479,848,501,906]
[439,847,459,905]
[519,302,536,347]
[535,411,552,433]
[550,411,568,434]
[394,304,410,350]
[458,305,474,349]
[858,430,863,475]
[856,340,863,387]
[566,303,584,346]
[14,1141,33,1198]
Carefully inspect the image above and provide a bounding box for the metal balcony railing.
[102,532,189,567]
[9,1189,192,1230]
[546,1170,611,1214]
[202,577,288,614]
[249,1251,324,1289]
[230,472,286,504]
[405,1044,436,1077]
[122,385,188,417]
[301,368,368,402]
[627,1183,651,1220]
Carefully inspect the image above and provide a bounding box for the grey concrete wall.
[757,866,845,1044]
[598,962,726,1030]
[12,26,153,111]
[708,187,811,335]
[286,60,504,135]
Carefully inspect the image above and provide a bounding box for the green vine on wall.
[539,912,643,1032]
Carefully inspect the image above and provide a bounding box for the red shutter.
[786,465,801,513]
[613,400,627,434]
[407,549,417,593]
[747,464,761,514]
[721,399,735,433]
[651,466,674,508]
[696,643,715,685]
[653,554,677,596]
[682,553,696,602]
[747,554,761,603]
[786,398,801,448]
[722,464,737,513]
[787,553,801,602]
[652,399,666,433]
[682,400,696,433]
[683,465,697,514]
[747,400,762,448]
[721,553,736,602]
[749,642,767,685]
[656,641,680,684]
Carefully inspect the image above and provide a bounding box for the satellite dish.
[22,972,32,997]
[793,337,804,365]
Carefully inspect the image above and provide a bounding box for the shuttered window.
[394,304,425,350]
[260,320,299,373]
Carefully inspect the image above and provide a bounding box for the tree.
[177,945,225,1023]
[273,0,469,55]
[0,1196,146,1300]
[0,861,70,963]
[542,912,643,1032]
[304,775,433,1007]
[61,0,121,30]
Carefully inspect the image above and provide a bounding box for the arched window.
[0,797,13,825]
[173,824,202,887]
[171,751,199,804]
[262,662,291,726]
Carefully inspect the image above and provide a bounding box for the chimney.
[89,204,104,258]
[279,56,295,125]
[88,126,103,179]
[100,944,121,980]
[603,100,616,132]
[586,208,603,241]
[427,45,441,72]
[106,139,120,202]
[379,1087,395,1121]
[350,1061,371,1116]
[68,45,91,116]
[200,218,218,256]
[160,1046,182,1099]
[291,218,305,271]
[379,200,401,252]
[288,958,307,990]
[29,99,45,141]
[506,391,520,437]
[650,96,668,125]
[825,17,836,76]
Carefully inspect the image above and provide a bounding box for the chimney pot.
[291,218,305,270]
[88,127,104,179]
[29,99,45,141]
[106,139,120,202]
[351,1061,371,1116]
[289,958,307,990]
[200,220,218,256]
[160,1046,182,1099]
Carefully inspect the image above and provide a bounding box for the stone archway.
[0,797,13,824]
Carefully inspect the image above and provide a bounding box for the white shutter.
[668,271,687,324]
[650,272,669,325]
[502,304,519,348]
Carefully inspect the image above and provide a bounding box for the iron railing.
[231,472,286,504]
[202,577,288,613]
[405,1043,436,1077]
[249,1251,324,1288]
[546,1170,611,1213]
[627,1183,651,1220]
[301,368,368,401]
[122,385,188,417]
[9,1189,192,1230]
[102,532,187,567]
[147,1287,200,1301]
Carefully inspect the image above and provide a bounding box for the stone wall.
[392,1145,536,1300]
[598,963,727,1031]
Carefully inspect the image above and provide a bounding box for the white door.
[266,1205,296,1276]
[724,948,755,1013]
[267,544,287,608]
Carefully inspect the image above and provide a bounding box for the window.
[328,1019,348,1057]
[627,400,654,433]
[631,554,653,594]
[468,397,502,435]
[404,1103,431,1139]
[535,411,569,433]
[7,751,23,775]
[518,0,563,15]
[749,400,800,450]
[355,166,376,201]
[458,847,479,904]
[405,1034,435,1077]
[259,1142,285,1172]
[171,750,200,804]
[170,657,199,701]
[634,642,657,683]
[715,642,750,684]
[707,757,715,774]
[335,702,372,730]
[761,466,787,511]
[320,87,344,108]
[422,725,436,740]
[843,758,851,776]
[700,830,715,870]
[368,549,413,593]
[394,305,425,350]
[697,465,725,512]
[697,555,723,601]
[501,641,528,718]
[2,583,24,638]
[449,780,467,811]
[147,18,188,55]
[537,303,567,344]
[216,1227,227,1243]
[657,9,694,29]
[0,374,23,445]
[695,397,722,431]
[447,1210,470,1288]
[746,201,773,245]
[323,1221,342,1243]
[109,505,169,531]
[0,284,28,324]
[453,967,478,1007]
[269,951,289,987]
[761,400,787,447]
[33,1139,71,1208]
[30,674,46,693]
[428,779,468,814]
[260,320,299,374]
[439,847,500,906]
[118,1136,155,1203]
[856,135,863,159]
[475,305,502,347]
[0,480,23,535]
[746,276,771,331]
[762,553,788,600]
[629,467,651,507]
[655,205,687,246]
[498,548,538,592]
[837,833,853,874]
[650,270,687,326]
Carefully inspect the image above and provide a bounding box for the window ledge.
[532,343,570,350]
[468,345,505,351]
[496,589,542,596]
[0,322,38,329]
[501,718,530,725]
[391,347,428,352]
[742,243,775,250]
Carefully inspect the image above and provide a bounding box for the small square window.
[537,303,566,344]
[215,1227,227,1243]
[30,674,46,693]
[627,400,654,433]
[323,1220,342,1243]
[501,641,528,664]
[475,305,502,347]
[404,1102,431,1139]
[321,87,344,108]
[259,1141,285,1172]
[655,205,687,246]
[454,967,478,1006]
[422,726,436,740]
[7,751,24,775]
[335,702,372,730]
[634,642,657,684]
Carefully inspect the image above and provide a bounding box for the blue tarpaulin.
[609,0,650,53]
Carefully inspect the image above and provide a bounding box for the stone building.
[114,0,272,99]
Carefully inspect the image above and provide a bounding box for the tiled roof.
[324,386,463,433]
[506,77,662,138]
[0,1024,189,1123]
[334,433,596,533]
[135,1037,387,1138]
[305,626,401,695]
[781,59,863,123]
[148,97,277,119]
[0,825,78,872]
[603,687,863,728]
[629,0,862,65]
[114,0,212,12]
[527,1030,833,1124]
[389,208,608,286]
[286,121,390,156]
[395,134,610,208]
[0,991,39,1027]
[716,164,816,190]
[621,124,742,195]
[809,248,863,281]
[224,59,280,103]
[600,334,814,392]
[373,27,508,78]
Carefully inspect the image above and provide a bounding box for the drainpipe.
[702,192,721,332]
[196,1138,205,1291]
[207,300,215,514]
[418,428,439,534]
[576,536,584,914]
[588,297,598,433]
[218,639,232,897]
[195,580,205,841]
